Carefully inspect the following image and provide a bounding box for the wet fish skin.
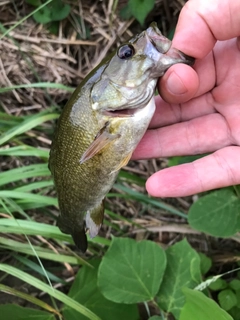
[49,22,194,252]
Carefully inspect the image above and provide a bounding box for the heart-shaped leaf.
[128,0,155,25]
[63,259,139,320]
[157,239,202,318]
[188,188,240,237]
[98,237,166,303]
[180,288,233,320]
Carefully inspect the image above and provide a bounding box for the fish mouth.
[165,47,195,66]
[148,37,195,67]
[145,22,195,68]
[102,108,138,118]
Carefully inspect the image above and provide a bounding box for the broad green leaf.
[188,188,240,237]
[98,237,166,303]
[198,252,212,275]
[229,279,240,291]
[33,7,52,24]
[180,288,233,320]
[0,264,100,320]
[0,304,55,320]
[218,289,237,311]
[157,239,201,319]
[236,289,240,304]
[119,4,132,20]
[148,317,162,320]
[229,306,240,319]
[208,278,227,291]
[51,0,71,21]
[128,0,155,25]
[63,260,139,320]
[33,0,70,23]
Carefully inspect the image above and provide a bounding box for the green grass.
[0,89,188,315]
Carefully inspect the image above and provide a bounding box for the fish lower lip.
[166,47,195,66]
[103,108,138,117]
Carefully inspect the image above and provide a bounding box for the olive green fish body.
[49,77,155,250]
[49,22,194,251]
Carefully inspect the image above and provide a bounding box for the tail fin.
[57,216,88,252]
[71,227,88,253]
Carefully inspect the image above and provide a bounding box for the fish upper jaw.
[143,38,195,77]
[142,23,195,76]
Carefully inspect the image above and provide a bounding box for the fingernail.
[166,71,188,95]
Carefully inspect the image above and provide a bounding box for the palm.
[212,38,240,146]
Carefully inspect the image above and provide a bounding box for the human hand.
[133,0,240,197]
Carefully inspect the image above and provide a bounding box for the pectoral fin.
[85,201,104,238]
[80,125,119,164]
[111,152,132,173]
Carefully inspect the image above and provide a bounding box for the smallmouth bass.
[49,22,194,252]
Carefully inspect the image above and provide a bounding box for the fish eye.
[117,44,135,59]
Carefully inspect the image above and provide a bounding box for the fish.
[49,22,194,252]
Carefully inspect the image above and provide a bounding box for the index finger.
[172,0,240,58]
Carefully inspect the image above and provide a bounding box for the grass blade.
[113,183,187,218]
[0,113,59,145]
[0,264,101,320]
[0,236,85,265]
[0,0,53,39]
[0,284,61,316]
[0,163,50,187]
[14,180,54,192]
[0,82,74,93]
[13,254,65,284]
[0,219,111,246]
[0,191,57,206]
[0,146,49,158]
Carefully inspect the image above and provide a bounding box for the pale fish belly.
[85,96,156,237]
[111,96,156,155]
